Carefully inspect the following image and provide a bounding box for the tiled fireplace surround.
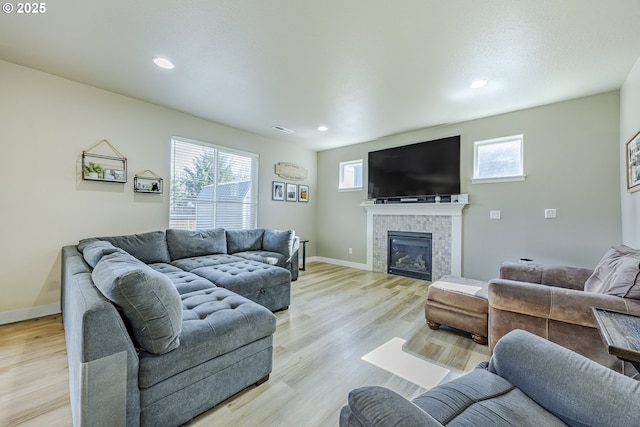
[361,203,467,281]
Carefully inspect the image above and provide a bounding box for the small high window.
[338,159,363,191]
[473,135,525,183]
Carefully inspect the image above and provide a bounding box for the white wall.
[0,60,316,323]
[317,92,622,280]
[620,56,640,248]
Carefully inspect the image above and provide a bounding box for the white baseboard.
[308,256,370,271]
[0,302,60,325]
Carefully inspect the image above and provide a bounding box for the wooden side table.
[592,307,640,373]
[299,239,309,271]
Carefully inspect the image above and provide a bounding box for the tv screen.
[367,136,460,200]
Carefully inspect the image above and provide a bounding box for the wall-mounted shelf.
[134,170,163,194]
[82,140,127,183]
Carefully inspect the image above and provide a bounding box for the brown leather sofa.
[488,260,640,374]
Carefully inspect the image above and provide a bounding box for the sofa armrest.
[340,386,443,427]
[62,246,141,426]
[489,330,640,426]
[500,262,592,290]
[488,279,638,328]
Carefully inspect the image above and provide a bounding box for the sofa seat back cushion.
[92,251,182,355]
[79,230,171,264]
[138,287,276,388]
[81,240,125,268]
[226,229,265,254]
[191,261,291,296]
[166,228,227,261]
[263,229,294,258]
[233,251,287,268]
[171,254,245,271]
[412,366,566,426]
[584,245,640,299]
[489,329,640,426]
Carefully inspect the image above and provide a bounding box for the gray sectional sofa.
[61,228,299,426]
[340,329,640,426]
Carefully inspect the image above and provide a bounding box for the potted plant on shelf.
[84,162,103,179]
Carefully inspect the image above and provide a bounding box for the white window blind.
[170,137,258,230]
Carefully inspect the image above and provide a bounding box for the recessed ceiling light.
[469,79,488,89]
[317,126,328,132]
[153,57,175,69]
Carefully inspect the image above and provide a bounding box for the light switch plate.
[544,209,557,219]
[490,210,501,220]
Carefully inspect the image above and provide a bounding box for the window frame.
[338,159,363,192]
[472,134,526,184]
[170,136,259,230]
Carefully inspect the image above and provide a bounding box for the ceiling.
[1,1,640,151]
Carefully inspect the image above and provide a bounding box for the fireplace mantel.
[361,202,468,279]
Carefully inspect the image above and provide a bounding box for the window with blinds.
[170,137,259,230]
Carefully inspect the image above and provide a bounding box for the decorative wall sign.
[286,183,298,202]
[627,129,640,192]
[298,185,309,202]
[275,162,307,181]
[134,170,163,193]
[82,139,127,183]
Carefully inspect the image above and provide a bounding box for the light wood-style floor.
[0,262,490,426]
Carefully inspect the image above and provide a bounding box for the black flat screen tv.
[367,135,460,200]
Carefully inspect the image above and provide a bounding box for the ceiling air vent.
[272,125,295,134]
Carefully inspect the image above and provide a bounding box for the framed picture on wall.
[272,181,285,201]
[286,183,297,202]
[298,185,309,202]
[627,129,640,192]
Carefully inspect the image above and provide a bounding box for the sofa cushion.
[262,229,294,256]
[149,263,218,294]
[488,329,640,426]
[226,229,264,254]
[81,240,124,268]
[79,230,171,264]
[412,365,565,426]
[191,261,290,297]
[584,245,640,298]
[171,254,245,271]
[233,251,287,268]
[137,287,276,388]
[92,251,182,354]
[166,228,227,261]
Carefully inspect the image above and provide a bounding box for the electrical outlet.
[490,210,501,220]
[348,248,353,255]
[544,209,557,219]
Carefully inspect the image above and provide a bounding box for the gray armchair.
[340,330,640,426]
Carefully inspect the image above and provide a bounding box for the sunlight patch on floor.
[362,337,451,389]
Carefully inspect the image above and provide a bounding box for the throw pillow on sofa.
[263,229,294,256]
[79,230,171,264]
[92,251,182,354]
[584,245,640,299]
[81,240,124,268]
[166,228,227,260]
